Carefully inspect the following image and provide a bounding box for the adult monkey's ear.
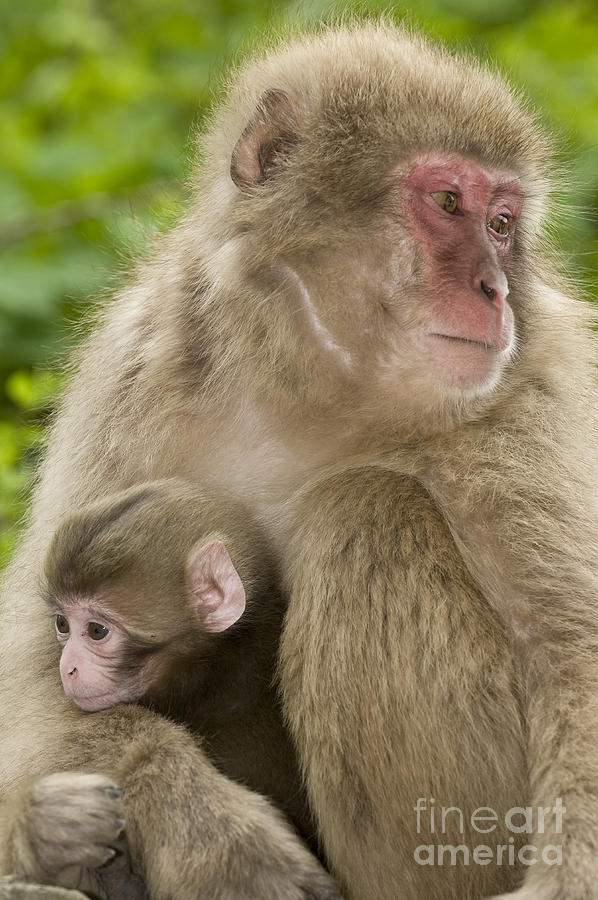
[230,89,299,190]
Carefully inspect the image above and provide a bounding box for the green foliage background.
[1,0,598,568]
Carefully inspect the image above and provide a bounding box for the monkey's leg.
[280,467,528,900]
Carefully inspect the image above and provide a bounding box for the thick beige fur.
[1,20,597,900]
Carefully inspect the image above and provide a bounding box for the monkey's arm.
[420,407,598,900]
[280,467,526,900]
[0,700,340,900]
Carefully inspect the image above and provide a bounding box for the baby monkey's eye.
[55,614,70,635]
[431,191,458,214]
[88,622,109,641]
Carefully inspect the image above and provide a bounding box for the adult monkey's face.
[222,32,548,428]
[255,151,524,412]
[389,153,522,394]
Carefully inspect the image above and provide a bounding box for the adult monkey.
[1,19,598,900]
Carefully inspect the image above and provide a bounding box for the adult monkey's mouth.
[429,333,497,350]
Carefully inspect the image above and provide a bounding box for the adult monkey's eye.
[88,622,109,641]
[431,191,458,214]
[55,614,70,635]
[488,214,510,236]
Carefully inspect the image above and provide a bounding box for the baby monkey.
[40,479,316,899]
[44,480,254,713]
[43,480,307,835]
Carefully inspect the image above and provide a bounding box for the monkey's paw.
[23,772,125,888]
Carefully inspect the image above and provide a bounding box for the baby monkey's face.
[51,537,248,712]
[54,603,152,712]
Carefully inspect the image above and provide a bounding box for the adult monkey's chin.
[422,332,513,392]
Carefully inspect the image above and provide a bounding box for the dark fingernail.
[104,787,123,799]
[106,847,117,859]
[115,817,126,830]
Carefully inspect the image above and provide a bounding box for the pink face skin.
[400,154,522,392]
[55,605,147,712]
[278,153,523,419]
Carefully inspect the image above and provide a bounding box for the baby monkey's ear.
[186,539,246,633]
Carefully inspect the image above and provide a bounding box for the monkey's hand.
[10,772,125,897]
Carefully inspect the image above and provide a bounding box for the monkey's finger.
[31,773,125,828]
[36,784,125,826]
[35,836,118,873]
[71,812,126,846]
[65,843,118,870]
[101,785,123,799]
[32,772,120,799]
[38,790,124,816]
[34,796,125,837]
